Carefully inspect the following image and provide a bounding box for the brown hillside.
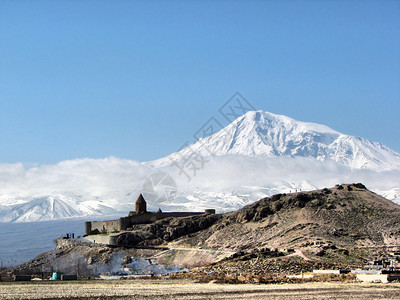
[171,183,400,255]
[9,183,400,275]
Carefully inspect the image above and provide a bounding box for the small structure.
[313,269,349,275]
[356,274,389,283]
[13,275,31,281]
[52,272,64,280]
[61,274,78,281]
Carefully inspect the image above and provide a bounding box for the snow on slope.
[0,195,119,222]
[155,111,400,170]
[0,157,151,222]
[1,111,400,224]
[375,188,400,205]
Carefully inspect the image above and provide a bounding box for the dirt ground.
[1,279,400,299]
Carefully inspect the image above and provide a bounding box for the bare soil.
[1,280,400,300]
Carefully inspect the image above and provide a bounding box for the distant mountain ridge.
[0,195,118,222]
[161,111,400,170]
[1,110,400,223]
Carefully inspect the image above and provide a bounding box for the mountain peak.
[238,110,340,136]
[164,110,400,170]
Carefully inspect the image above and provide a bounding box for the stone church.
[84,194,215,235]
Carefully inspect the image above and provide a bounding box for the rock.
[87,256,95,264]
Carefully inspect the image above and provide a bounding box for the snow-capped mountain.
[0,194,119,223]
[1,110,400,224]
[2,109,400,265]
[160,111,400,170]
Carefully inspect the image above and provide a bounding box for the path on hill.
[286,249,311,261]
[168,247,236,254]
[150,246,236,259]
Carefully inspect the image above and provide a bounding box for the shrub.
[89,229,100,235]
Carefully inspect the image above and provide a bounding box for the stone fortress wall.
[85,219,123,234]
[84,194,215,235]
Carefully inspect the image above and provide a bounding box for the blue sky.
[1,0,399,164]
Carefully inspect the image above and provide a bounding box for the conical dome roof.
[136,194,146,204]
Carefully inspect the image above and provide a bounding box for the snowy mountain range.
[0,195,120,223]
[1,110,400,223]
[160,111,400,170]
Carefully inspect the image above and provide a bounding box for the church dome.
[136,194,146,204]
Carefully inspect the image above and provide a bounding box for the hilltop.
[7,183,400,277]
[165,183,400,263]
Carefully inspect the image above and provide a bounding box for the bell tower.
[135,194,147,214]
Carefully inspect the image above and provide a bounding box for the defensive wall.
[85,211,215,235]
[84,193,216,236]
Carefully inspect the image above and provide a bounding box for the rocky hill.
[7,183,400,277]
[181,183,400,251]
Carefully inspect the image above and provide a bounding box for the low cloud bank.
[0,155,399,219]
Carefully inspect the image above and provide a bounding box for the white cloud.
[0,157,154,205]
[0,155,399,222]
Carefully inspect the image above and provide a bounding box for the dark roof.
[136,194,146,204]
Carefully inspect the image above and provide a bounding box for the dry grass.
[1,279,400,299]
